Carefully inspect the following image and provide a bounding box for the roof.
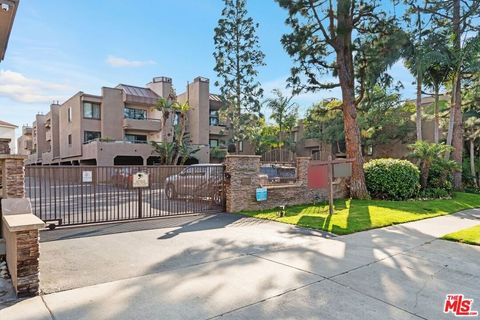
[0,0,19,61]
[116,84,160,105]
[209,94,222,103]
[0,120,17,128]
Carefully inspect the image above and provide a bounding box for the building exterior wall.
[17,127,32,156]
[0,125,16,154]
[59,93,83,159]
[101,87,124,141]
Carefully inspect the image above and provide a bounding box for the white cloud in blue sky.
[106,55,156,68]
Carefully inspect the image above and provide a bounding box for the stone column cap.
[0,154,27,160]
[3,214,45,232]
[2,198,32,215]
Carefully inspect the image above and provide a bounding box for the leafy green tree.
[263,89,299,149]
[213,0,266,153]
[276,0,405,199]
[359,87,416,146]
[304,99,344,153]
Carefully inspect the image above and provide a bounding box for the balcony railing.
[123,117,161,132]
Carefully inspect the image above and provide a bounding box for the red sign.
[307,164,329,189]
[444,294,478,317]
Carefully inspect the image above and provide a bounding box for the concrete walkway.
[1,209,479,320]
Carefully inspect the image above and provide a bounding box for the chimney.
[147,76,173,98]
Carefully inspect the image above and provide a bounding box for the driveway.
[1,209,479,320]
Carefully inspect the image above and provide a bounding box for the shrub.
[428,158,457,192]
[364,158,420,200]
[418,188,451,199]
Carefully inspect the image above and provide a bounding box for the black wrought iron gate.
[25,165,225,227]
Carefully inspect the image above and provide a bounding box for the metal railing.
[25,165,225,227]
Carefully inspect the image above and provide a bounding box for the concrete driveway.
[1,209,479,320]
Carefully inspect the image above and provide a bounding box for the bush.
[418,188,451,199]
[364,158,420,200]
[428,159,454,192]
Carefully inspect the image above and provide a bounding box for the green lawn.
[443,225,480,246]
[241,192,480,235]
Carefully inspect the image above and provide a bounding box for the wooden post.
[328,155,334,215]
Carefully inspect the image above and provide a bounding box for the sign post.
[132,172,149,219]
[327,156,334,215]
[308,157,354,215]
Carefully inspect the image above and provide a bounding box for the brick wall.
[224,155,347,213]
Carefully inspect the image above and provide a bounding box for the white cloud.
[106,55,156,68]
[0,70,71,103]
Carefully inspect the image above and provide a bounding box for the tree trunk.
[416,72,423,141]
[336,2,369,199]
[434,85,440,143]
[451,0,463,190]
[415,6,423,142]
[444,82,455,160]
[420,161,430,189]
[470,139,478,187]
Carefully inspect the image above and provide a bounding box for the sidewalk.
[1,209,479,320]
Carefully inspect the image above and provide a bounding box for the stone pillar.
[2,199,44,297]
[1,155,27,199]
[224,155,260,213]
[296,157,311,187]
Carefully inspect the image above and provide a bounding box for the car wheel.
[165,184,177,200]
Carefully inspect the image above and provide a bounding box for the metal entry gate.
[25,165,225,227]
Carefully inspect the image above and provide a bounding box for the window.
[293,132,298,143]
[311,149,320,160]
[125,134,147,144]
[68,107,72,122]
[209,139,219,147]
[68,134,72,145]
[84,131,101,143]
[83,102,101,119]
[124,107,147,120]
[238,141,243,152]
[209,110,219,126]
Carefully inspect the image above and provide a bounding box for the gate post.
[1,155,27,199]
[224,155,261,213]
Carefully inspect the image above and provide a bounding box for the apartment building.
[22,76,233,166]
[17,125,32,155]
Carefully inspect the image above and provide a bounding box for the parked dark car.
[164,164,224,204]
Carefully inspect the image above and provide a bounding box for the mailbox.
[132,172,149,188]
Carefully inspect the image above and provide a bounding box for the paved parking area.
[1,209,479,320]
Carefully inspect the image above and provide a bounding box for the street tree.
[276,0,405,199]
[213,0,266,153]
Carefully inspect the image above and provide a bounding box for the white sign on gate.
[133,172,149,188]
[82,171,93,183]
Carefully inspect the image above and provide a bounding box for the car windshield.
[181,166,207,176]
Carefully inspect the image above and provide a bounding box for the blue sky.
[0,0,415,136]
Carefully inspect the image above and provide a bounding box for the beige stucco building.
[22,76,233,166]
[0,120,17,153]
